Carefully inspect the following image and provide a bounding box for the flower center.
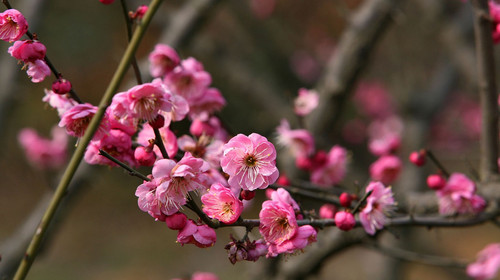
[244,154,257,167]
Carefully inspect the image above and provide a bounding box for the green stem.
[13,1,163,279]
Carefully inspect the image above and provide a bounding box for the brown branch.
[471,0,499,182]
[306,0,402,148]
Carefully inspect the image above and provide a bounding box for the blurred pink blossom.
[149,43,180,78]
[437,173,486,216]
[369,155,402,185]
[310,145,348,187]
[294,88,319,116]
[276,119,315,158]
[467,243,500,280]
[367,116,403,156]
[353,82,395,119]
[18,126,67,169]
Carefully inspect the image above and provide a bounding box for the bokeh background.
[1,0,499,279]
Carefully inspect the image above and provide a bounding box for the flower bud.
[240,190,256,200]
[134,146,156,166]
[335,211,355,231]
[52,78,72,95]
[427,174,446,190]
[319,204,336,219]
[409,150,426,166]
[149,115,165,129]
[165,212,187,230]
[339,192,352,208]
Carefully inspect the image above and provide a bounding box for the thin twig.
[98,149,150,182]
[153,127,169,159]
[425,149,451,177]
[120,0,143,84]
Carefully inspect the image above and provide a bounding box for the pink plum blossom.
[18,126,67,169]
[153,153,209,215]
[369,155,402,185]
[130,5,148,20]
[359,181,395,235]
[52,78,72,95]
[136,123,178,159]
[266,225,317,257]
[276,119,315,158]
[367,116,403,156]
[221,133,279,191]
[467,243,500,280]
[427,174,446,190]
[270,188,300,213]
[84,128,135,167]
[26,59,50,83]
[167,93,189,122]
[164,57,212,104]
[99,0,115,4]
[126,79,172,122]
[189,87,226,121]
[294,88,319,116]
[134,145,156,166]
[189,116,229,141]
[437,173,486,216]
[42,89,78,116]
[259,200,298,245]
[177,219,216,248]
[8,40,46,62]
[310,145,348,187]
[178,134,224,169]
[148,44,180,77]
[58,103,108,139]
[0,9,28,42]
[201,183,243,224]
[135,180,165,221]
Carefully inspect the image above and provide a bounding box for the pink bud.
[165,212,187,230]
[240,190,256,200]
[134,146,156,166]
[52,78,72,95]
[427,174,446,190]
[277,174,291,186]
[335,211,355,231]
[99,0,115,4]
[8,40,46,62]
[190,118,215,137]
[149,114,165,129]
[409,150,426,166]
[319,204,336,219]
[130,5,148,19]
[339,192,352,208]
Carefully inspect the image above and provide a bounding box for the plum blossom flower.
[165,212,187,230]
[58,103,108,139]
[369,155,402,185]
[0,9,28,42]
[319,204,336,219]
[148,44,180,77]
[294,88,319,116]
[467,243,500,280]
[221,133,279,191]
[188,87,226,121]
[135,180,165,221]
[276,119,315,158]
[26,59,51,83]
[437,173,486,216]
[266,225,317,257]
[359,181,395,235]
[84,129,135,167]
[153,153,209,215]
[201,183,243,224]
[18,126,67,169]
[42,89,78,116]
[8,40,46,62]
[335,211,355,231]
[191,272,219,280]
[126,79,172,122]
[310,145,348,187]
[367,116,403,156]
[164,57,211,103]
[177,219,216,248]
[259,199,298,245]
[178,134,224,169]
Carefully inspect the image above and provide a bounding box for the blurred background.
[0,0,499,279]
